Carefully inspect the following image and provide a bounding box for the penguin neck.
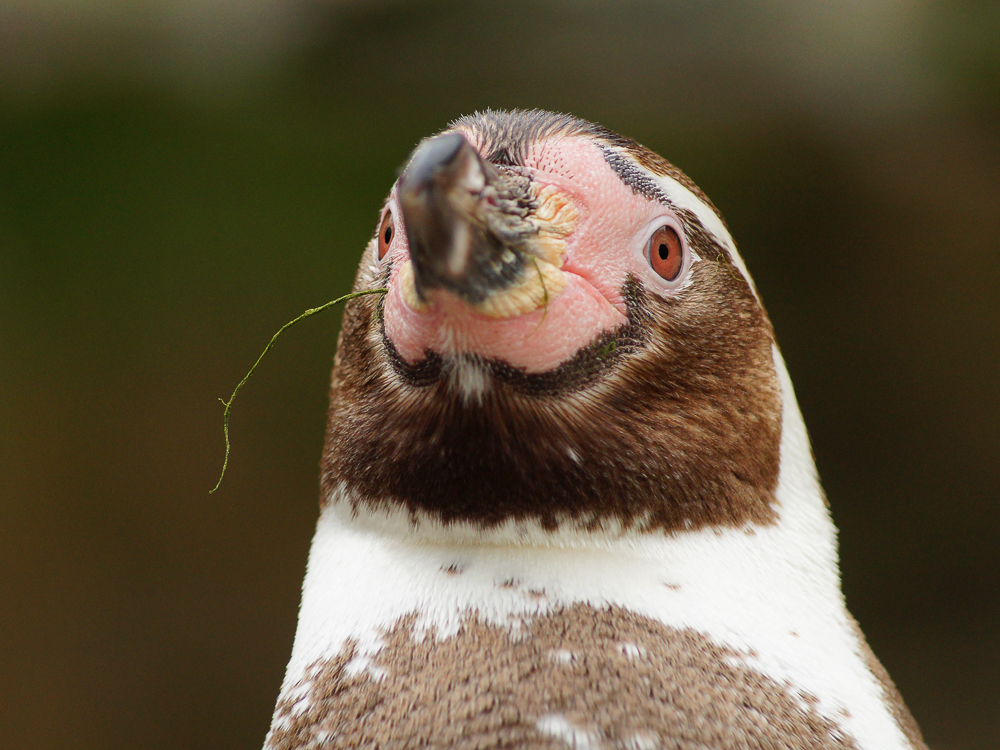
[278,347,882,744]
[284,350,857,728]
[322,344,837,578]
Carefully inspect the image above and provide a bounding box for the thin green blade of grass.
[210,287,387,494]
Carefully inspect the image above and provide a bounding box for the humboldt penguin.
[264,110,926,750]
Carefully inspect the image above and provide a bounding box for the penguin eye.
[647,225,684,281]
[377,210,395,260]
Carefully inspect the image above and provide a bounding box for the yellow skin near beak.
[399,183,579,319]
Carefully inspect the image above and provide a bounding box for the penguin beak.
[398,132,530,306]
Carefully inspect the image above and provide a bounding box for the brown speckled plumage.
[268,604,858,750]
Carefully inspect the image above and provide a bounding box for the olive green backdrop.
[1,2,997,749]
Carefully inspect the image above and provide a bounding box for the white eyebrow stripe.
[603,144,761,302]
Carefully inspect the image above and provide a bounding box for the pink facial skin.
[381,135,686,373]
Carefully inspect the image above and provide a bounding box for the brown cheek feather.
[320,224,782,534]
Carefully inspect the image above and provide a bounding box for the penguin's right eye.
[377,211,395,260]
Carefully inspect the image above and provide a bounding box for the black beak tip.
[397,130,520,305]
[400,132,471,196]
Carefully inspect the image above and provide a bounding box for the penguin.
[263,110,926,750]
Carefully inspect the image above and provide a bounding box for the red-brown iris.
[648,225,683,281]
[377,211,395,260]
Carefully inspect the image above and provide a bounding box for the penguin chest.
[263,510,899,750]
[268,602,855,750]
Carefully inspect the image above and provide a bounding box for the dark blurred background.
[0,1,997,748]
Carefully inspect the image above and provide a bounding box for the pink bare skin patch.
[382,135,674,373]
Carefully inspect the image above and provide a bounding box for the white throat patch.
[443,355,490,404]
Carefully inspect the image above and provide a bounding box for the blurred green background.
[0,1,997,748]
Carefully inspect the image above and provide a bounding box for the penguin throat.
[320,280,783,535]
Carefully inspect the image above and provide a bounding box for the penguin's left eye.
[647,225,684,281]
[377,210,395,260]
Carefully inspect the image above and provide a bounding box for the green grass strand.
[210,287,387,494]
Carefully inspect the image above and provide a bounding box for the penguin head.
[323,110,783,535]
